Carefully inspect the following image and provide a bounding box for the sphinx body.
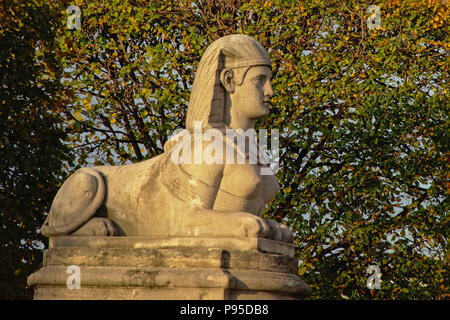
[41,34,293,242]
[42,133,292,240]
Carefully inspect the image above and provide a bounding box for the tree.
[0,0,73,298]
[53,0,448,299]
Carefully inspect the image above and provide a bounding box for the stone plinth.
[28,236,311,300]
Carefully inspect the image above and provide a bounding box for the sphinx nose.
[265,81,274,98]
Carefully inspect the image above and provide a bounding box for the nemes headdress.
[185,34,272,132]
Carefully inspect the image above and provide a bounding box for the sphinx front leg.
[265,220,294,242]
[172,209,271,239]
[175,209,294,242]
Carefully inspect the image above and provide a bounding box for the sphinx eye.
[253,76,266,85]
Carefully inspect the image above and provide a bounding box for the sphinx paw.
[266,220,294,243]
[71,218,118,236]
[240,213,270,238]
[279,223,294,242]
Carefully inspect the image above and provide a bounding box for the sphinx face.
[230,65,273,120]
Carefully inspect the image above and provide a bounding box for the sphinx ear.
[220,68,235,93]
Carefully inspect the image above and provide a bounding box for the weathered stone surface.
[32,286,301,300]
[49,236,296,268]
[28,236,311,300]
[49,236,295,256]
[43,248,297,273]
[29,266,307,293]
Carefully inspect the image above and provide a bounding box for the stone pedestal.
[27,236,311,300]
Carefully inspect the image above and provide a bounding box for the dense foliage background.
[1,0,448,299]
[0,0,74,298]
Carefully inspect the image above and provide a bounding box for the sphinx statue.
[41,34,293,242]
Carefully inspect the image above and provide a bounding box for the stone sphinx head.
[185,34,274,132]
